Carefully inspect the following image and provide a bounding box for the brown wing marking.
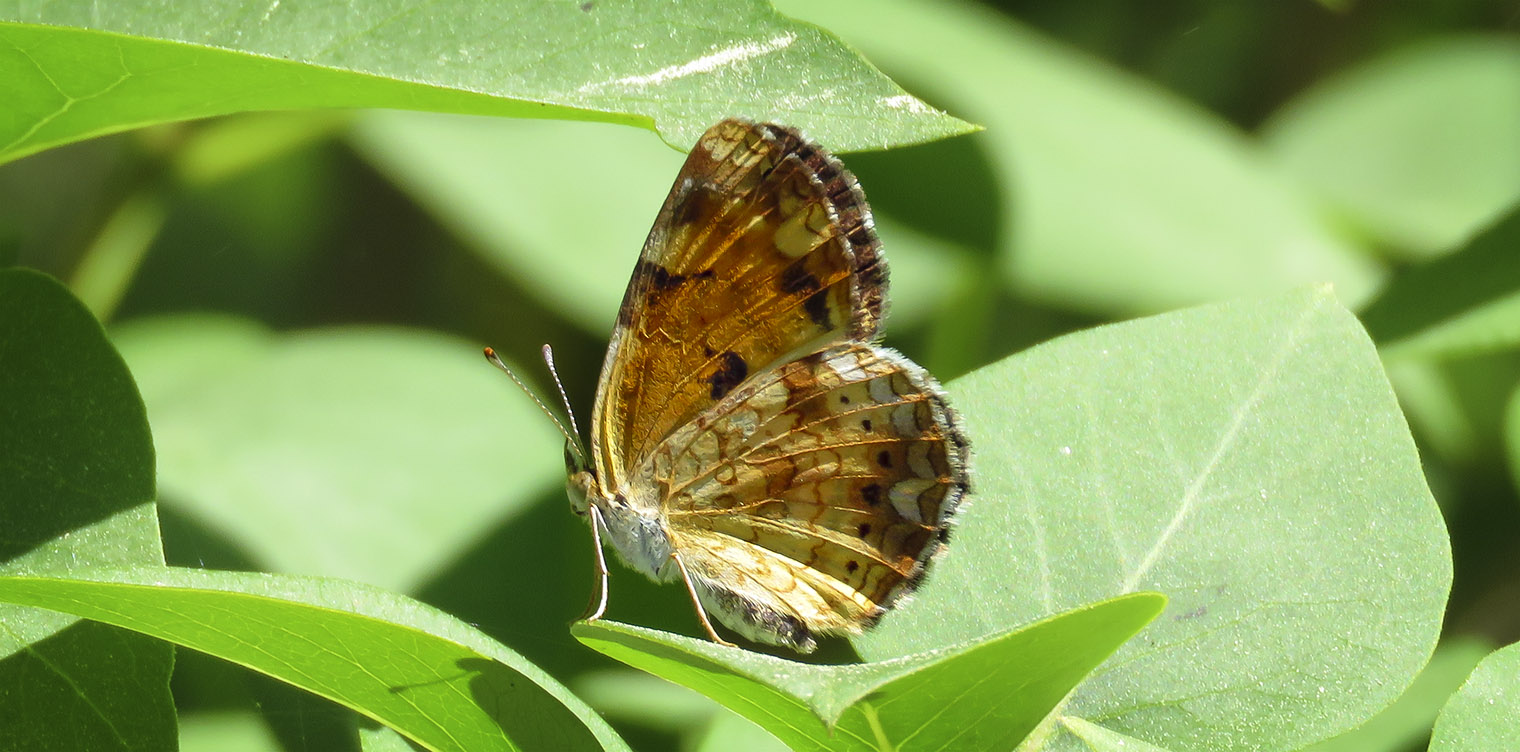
[590,120,885,490]
[647,343,971,650]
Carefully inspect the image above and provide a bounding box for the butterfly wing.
[590,119,885,492]
[640,342,971,651]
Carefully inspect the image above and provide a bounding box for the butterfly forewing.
[591,120,885,491]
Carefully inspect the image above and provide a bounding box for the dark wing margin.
[591,119,886,489]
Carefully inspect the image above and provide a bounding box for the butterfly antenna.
[482,346,586,465]
[540,344,589,464]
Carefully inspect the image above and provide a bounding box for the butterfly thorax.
[567,468,674,581]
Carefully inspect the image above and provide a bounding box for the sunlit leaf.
[0,567,631,752]
[0,1,972,164]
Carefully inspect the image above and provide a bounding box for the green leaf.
[350,111,967,335]
[0,567,630,752]
[572,670,717,733]
[575,593,1166,752]
[1301,637,1494,752]
[111,314,562,592]
[1429,641,1520,751]
[1059,717,1176,752]
[857,288,1450,750]
[1263,36,1520,258]
[773,0,1381,315]
[179,710,283,752]
[0,1,973,165]
[693,709,789,752]
[0,268,174,750]
[1362,205,1520,361]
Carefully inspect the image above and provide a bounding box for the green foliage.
[0,567,624,752]
[0,269,174,751]
[112,315,562,592]
[2,0,1514,750]
[774,0,1386,315]
[877,288,1450,751]
[1429,641,1520,750]
[1261,37,1520,259]
[0,1,971,164]
[574,594,1163,751]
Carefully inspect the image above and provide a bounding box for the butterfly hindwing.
[591,120,885,491]
[646,342,971,650]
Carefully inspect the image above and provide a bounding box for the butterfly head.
[564,443,596,516]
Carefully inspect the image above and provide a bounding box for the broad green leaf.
[350,111,967,334]
[0,567,630,752]
[1302,637,1494,752]
[0,268,173,750]
[575,593,1166,752]
[773,0,1381,315]
[0,1,972,165]
[1363,205,1520,361]
[1262,36,1520,258]
[857,288,1450,750]
[1429,641,1520,751]
[111,314,562,592]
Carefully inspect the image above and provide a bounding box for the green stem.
[858,700,896,752]
[68,186,168,324]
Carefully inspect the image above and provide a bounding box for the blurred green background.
[2,0,1517,750]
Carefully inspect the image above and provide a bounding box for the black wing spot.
[779,261,821,295]
[861,419,873,432]
[861,484,882,506]
[857,523,872,536]
[780,261,833,329]
[877,450,893,468]
[708,351,748,399]
[674,183,724,228]
[846,561,859,573]
[635,260,716,293]
[803,291,833,329]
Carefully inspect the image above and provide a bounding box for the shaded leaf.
[0,268,173,750]
[1363,205,1520,360]
[1263,36,1520,258]
[112,314,562,592]
[774,0,1381,315]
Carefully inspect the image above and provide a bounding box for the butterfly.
[490,119,970,652]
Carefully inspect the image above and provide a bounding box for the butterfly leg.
[671,551,737,648]
[578,504,611,622]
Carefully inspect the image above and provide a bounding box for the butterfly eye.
[565,470,593,515]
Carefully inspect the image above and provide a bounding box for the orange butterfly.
[491,119,970,651]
